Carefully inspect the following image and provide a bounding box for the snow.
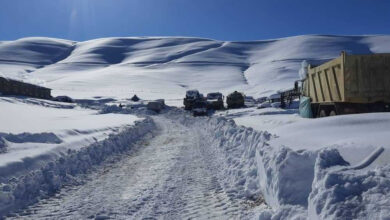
[1,34,390,219]
[2,35,390,105]
[298,60,308,80]
[4,113,261,219]
[218,105,390,218]
[0,116,155,216]
[0,97,142,176]
[308,148,390,220]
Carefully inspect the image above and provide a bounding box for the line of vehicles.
[183,90,246,116]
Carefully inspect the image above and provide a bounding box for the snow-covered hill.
[2,35,390,219]
[2,35,390,104]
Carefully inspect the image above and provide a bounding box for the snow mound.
[165,109,390,219]
[0,118,156,216]
[309,148,390,220]
[165,110,314,216]
[0,132,62,144]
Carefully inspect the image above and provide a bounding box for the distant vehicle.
[258,101,271,109]
[226,91,245,109]
[244,96,256,107]
[300,52,390,117]
[267,93,281,103]
[257,97,267,103]
[192,100,208,116]
[183,90,202,110]
[52,95,73,103]
[206,92,224,110]
[147,99,165,113]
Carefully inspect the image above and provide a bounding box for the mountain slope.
[1,35,390,104]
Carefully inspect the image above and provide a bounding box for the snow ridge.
[165,109,390,219]
[164,110,313,218]
[0,118,156,217]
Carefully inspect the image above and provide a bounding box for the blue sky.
[1,0,389,41]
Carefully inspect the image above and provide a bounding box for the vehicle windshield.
[245,96,254,101]
[186,90,199,98]
[207,93,222,99]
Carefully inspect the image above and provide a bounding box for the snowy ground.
[217,106,390,219]
[1,101,390,219]
[1,35,390,104]
[4,112,265,219]
[220,106,390,168]
[0,97,141,173]
[1,34,390,219]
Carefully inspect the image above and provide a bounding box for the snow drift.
[308,148,390,220]
[165,109,389,219]
[0,117,156,216]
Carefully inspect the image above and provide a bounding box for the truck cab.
[192,100,208,116]
[184,90,201,110]
[206,92,224,110]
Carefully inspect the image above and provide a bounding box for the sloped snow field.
[1,35,390,219]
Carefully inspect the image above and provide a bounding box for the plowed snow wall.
[0,118,156,217]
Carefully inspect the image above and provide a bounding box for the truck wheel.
[329,110,337,116]
[319,110,327,117]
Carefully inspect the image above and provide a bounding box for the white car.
[258,101,271,109]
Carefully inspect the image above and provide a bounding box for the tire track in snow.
[8,116,256,219]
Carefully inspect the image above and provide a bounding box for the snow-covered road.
[10,116,256,219]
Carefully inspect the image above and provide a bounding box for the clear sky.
[1,0,389,41]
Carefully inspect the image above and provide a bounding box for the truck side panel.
[344,54,390,103]
[307,57,344,103]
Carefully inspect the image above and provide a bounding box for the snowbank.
[0,118,156,216]
[308,148,390,220]
[0,97,143,169]
[165,109,390,219]
[0,132,62,144]
[165,110,311,216]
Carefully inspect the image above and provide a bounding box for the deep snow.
[0,97,142,172]
[7,114,262,219]
[1,35,390,219]
[220,107,390,168]
[2,35,390,105]
[0,114,155,217]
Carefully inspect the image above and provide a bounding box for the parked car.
[244,96,256,107]
[267,93,281,103]
[206,92,224,110]
[258,101,271,109]
[257,97,267,103]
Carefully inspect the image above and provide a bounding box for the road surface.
[10,116,258,219]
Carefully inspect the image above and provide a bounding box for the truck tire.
[329,110,337,116]
[319,109,327,117]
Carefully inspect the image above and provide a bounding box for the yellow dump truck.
[301,52,390,117]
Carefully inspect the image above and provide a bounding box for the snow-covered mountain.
[1,35,390,104]
[2,35,390,219]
